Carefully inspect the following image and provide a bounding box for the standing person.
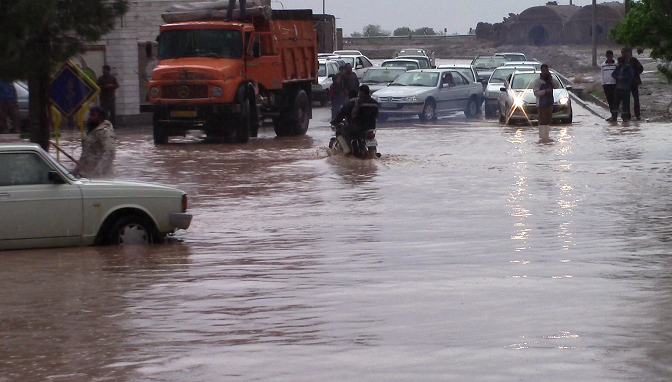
[227,0,246,20]
[0,81,20,133]
[609,56,634,122]
[621,47,644,120]
[97,65,119,126]
[341,63,360,94]
[74,107,116,178]
[532,63,559,142]
[329,74,346,121]
[601,50,617,117]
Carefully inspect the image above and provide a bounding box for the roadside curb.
[569,92,610,119]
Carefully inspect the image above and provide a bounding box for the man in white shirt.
[601,50,617,118]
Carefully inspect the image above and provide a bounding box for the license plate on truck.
[170,111,197,118]
[365,139,378,147]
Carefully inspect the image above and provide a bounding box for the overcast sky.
[277,0,614,35]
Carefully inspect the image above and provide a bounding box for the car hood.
[514,89,570,104]
[373,86,432,98]
[76,178,184,196]
[362,81,393,93]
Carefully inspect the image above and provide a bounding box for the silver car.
[437,64,479,84]
[483,66,535,117]
[13,82,29,130]
[372,69,484,122]
[361,67,407,94]
[497,70,573,125]
[381,59,421,71]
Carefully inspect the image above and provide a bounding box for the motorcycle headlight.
[212,86,223,98]
[513,98,525,107]
[149,87,160,98]
[559,96,569,105]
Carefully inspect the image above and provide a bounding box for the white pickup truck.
[0,143,192,251]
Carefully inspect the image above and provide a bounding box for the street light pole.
[322,0,325,14]
[592,0,597,67]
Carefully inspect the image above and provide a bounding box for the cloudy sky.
[276,0,614,35]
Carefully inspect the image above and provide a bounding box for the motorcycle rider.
[330,89,359,154]
[351,84,379,137]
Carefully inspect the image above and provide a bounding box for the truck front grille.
[162,84,209,100]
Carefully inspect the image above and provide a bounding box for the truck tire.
[153,113,168,145]
[236,98,251,144]
[274,90,310,137]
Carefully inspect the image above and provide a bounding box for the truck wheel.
[236,99,251,144]
[290,90,310,136]
[153,113,168,145]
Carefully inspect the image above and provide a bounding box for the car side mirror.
[48,171,65,184]
[565,85,573,91]
[500,87,506,92]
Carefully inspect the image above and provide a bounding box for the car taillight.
[366,131,376,139]
[182,194,188,212]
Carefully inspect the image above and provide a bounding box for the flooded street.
[2,103,672,381]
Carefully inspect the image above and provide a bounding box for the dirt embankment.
[352,39,672,120]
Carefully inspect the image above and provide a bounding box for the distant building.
[494,2,625,46]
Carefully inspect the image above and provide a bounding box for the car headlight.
[212,86,223,98]
[403,96,418,101]
[149,87,160,98]
[513,98,524,107]
[559,96,569,105]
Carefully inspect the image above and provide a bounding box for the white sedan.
[0,143,193,251]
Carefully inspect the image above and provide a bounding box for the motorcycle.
[329,123,379,159]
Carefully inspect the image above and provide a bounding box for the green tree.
[412,27,437,36]
[610,0,672,81]
[394,27,412,36]
[0,0,128,149]
[362,24,391,37]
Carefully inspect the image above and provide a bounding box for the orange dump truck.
[148,9,318,144]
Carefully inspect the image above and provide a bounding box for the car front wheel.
[418,100,436,122]
[108,215,154,245]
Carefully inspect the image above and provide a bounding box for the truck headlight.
[150,87,160,98]
[212,86,223,98]
[559,96,569,105]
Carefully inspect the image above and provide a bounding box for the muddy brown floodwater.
[1,103,672,381]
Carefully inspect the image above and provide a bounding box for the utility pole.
[625,0,630,14]
[592,0,597,67]
[322,0,325,14]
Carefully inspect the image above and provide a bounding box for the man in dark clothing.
[96,65,119,126]
[329,74,346,121]
[227,0,245,20]
[621,48,644,120]
[0,82,19,133]
[351,85,379,133]
[341,63,359,94]
[609,56,634,122]
[331,89,359,154]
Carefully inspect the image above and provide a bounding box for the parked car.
[360,67,407,94]
[397,55,432,69]
[313,59,341,105]
[495,52,527,61]
[395,48,436,67]
[471,55,510,83]
[381,59,421,71]
[483,65,535,117]
[333,50,363,56]
[13,82,29,131]
[0,143,193,251]
[338,54,374,79]
[372,69,484,122]
[502,61,542,70]
[437,64,479,84]
[497,70,573,125]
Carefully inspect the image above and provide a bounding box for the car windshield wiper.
[204,53,220,58]
[389,83,405,86]
[409,83,430,87]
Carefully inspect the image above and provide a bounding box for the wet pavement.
[1,103,672,381]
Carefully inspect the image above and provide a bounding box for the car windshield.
[501,54,526,61]
[390,72,438,87]
[318,63,327,77]
[362,69,405,83]
[382,61,419,70]
[400,57,430,68]
[511,73,564,89]
[159,29,243,59]
[340,56,355,66]
[472,57,508,70]
[400,49,425,56]
[489,68,517,83]
[41,150,77,181]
